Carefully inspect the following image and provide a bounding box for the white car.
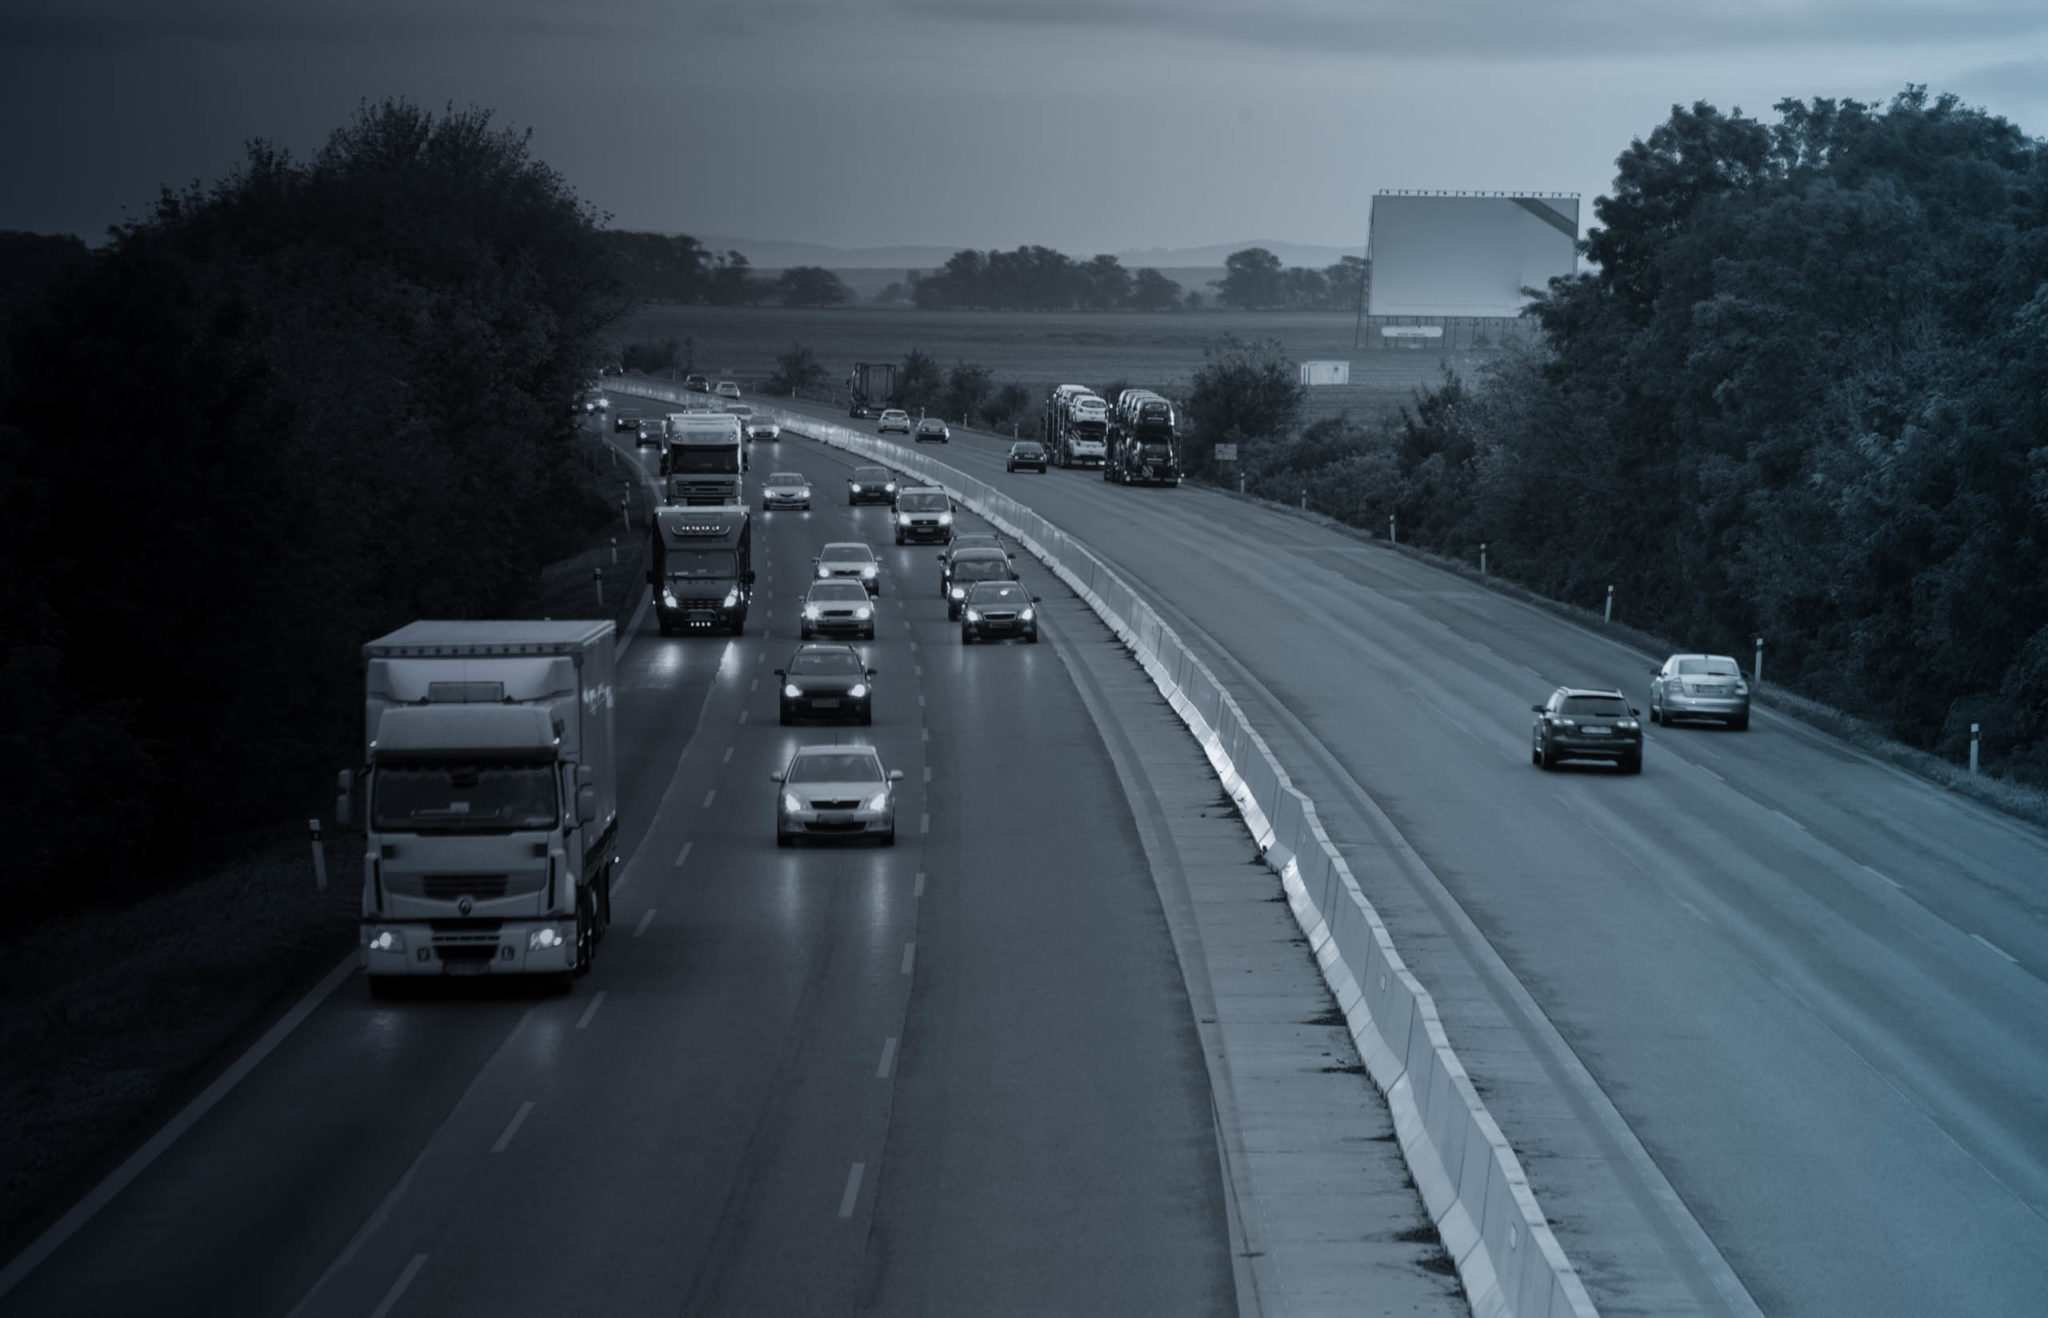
[745,417,782,442]
[814,541,881,595]
[715,380,742,399]
[772,744,902,847]
[876,409,911,435]
[762,472,812,510]
[800,580,877,640]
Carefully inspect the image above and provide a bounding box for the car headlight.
[782,792,802,813]
[850,484,863,492]
[897,513,911,525]
[783,683,803,699]
[964,609,981,622]
[848,683,868,699]
[865,791,890,811]
[722,587,739,607]
[1618,719,1639,730]
[1019,607,1034,622]
[860,565,876,577]
[803,604,820,619]
[528,926,569,951]
[950,586,965,599]
[816,565,830,578]
[885,483,896,493]
[367,929,405,953]
[854,606,873,619]
[938,512,953,524]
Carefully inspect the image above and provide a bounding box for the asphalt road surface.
[775,398,2048,1318]
[0,428,1234,1318]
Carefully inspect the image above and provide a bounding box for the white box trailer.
[349,620,617,990]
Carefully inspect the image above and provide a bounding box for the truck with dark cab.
[649,505,753,635]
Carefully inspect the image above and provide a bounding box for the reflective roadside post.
[1754,636,1765,687]
[1971,723,1981,774]
[1388,513,1396,544]
[1480,542,1488,576]
[1605,585,1614,623]
[594,567,603,608]
[610,537,619,566]
[309,819,327,891]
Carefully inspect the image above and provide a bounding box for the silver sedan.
[1649,654,1751,729]
[772,744,902,846]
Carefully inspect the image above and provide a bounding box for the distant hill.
[696,234,1360,272]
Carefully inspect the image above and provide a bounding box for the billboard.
[1366,193,1578,318]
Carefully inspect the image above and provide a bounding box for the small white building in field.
[1299,360,1350,386]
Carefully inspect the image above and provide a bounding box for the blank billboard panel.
[1367,194,1578,318]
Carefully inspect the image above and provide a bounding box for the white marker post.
[1754,636,1765,687]
[1388,513,1396,544]
[1605,585,1614,623]
[308,819,327,891]
[1480,542,1488,576]
[594,567,603,608]
[1970,723,1981,775]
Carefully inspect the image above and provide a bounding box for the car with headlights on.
[761,471,812,511]
[961,581,1039,644]
[876,409,912,435]
[1006,441,1048,472]
[893,488,954,544]
[772,744,902,847]
[744,415,781,443]
[914,417,950,443]
[1649,654,1751,729]
[940,548,1020,618]
[815,540,882,595]
[1532,687,1643,773]
[847,465,897,506]
[615,407,644,435]
[715,379,742,399]
[800,580,876,640]
[776,644,876,724]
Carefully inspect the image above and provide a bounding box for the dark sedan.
[848,465,898,505]
[914,417,950,443]
[1532,687,1644,773]
[777,644,875,724]
[961,581,1038,644]
[941,549,1021,618]
[1006,441,1048,472]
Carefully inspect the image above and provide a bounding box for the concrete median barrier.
[606,377,1598,1318]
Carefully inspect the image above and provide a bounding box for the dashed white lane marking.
[756,654,764,664]
[749,678,758,692]
[922,766,931,783]
[1973,933,2019,964]
[491,1101,535,1154]
[1697,765,1726,783]
[1677,899,1710,924]
[921,727,929,742]
[914,871,925,898]
[673,841,693,868]
[368,1254,428,1318]
[915,665,922,677]
[839,1163,865,1218]
[722,745,734,763]
[702,789,717,809]
[877,1036,898,1079]
[576,991,607,1030]
[739,711,749,724]
[909,640,918,651]
[900,943,916,975]
[918,694,926,708]
[634,909,657,937]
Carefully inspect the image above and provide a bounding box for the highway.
[768,398,2048,1317]
[0,432,1239,1317]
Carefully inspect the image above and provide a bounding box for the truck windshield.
[671,448,739,473]
[665,550,737,579]
[373,763,558,831]
[1139,442,1173,460]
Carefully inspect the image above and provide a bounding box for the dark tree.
[776,265,851,308]
[1217,247,1284,309]
[1130,267,1183,311]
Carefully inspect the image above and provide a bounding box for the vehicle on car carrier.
[1105,389,1182,486]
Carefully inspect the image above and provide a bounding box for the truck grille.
[384,874,514,900]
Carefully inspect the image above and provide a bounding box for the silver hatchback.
[1650,654,1750,729]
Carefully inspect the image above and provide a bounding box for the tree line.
[601,232,854,308]
[1184,89,2048,785]
[0,100,624,914]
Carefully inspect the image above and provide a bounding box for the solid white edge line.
[576,991,608,1030]
[367,1252,428,1318]
[0,951,359,1301]
[634,908,657,937]
[877,1037,898,1079]
[491,1101,535,1154]
[838,1163,865,1218]
[1972,933,2019,963]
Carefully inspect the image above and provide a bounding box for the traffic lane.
[858,507,1235,1317]
[0,591,723,1318]
[290,460,926,1315]
[862,426,2048,1313]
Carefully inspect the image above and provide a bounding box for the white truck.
[661,412,745,505]
[345,621,618,992]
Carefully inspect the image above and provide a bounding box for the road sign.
[1213,444,1239,461]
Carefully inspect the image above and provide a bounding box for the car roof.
[1665,653,1737,662]
[820,541,872,554]
[951,547,1009,562]
[789,742,880,760]
[767,472,805,481]
[853,465,891,474]
[880,408,907,415]
[917,417,945,425]
[1555,686,1627,699]
[809,579,869,593]
[789,642,862,657]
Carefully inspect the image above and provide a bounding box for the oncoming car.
[1532,687,1644,773]
[941,548,1020,619]
[847,465,897,506]
[761,471,812,510]
[772,744,902,847]
[815,541,881,595]
[914,417,950,443]
[1649,654,1751,729]
[876,409,911,435]
[893,488,954,544]
[961,581,1038,644]
[800,580,876,640]
[1006,441,1048,472]
[776,644,876,725]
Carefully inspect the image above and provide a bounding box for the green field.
[611,304,1508,422]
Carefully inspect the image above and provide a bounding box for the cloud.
[897,0,2048,61]
[1950,55,2048,105]
[0,0,645,50]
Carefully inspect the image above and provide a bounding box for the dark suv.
[1532,688,1644,773]
[776,644,876,725]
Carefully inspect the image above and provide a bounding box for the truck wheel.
[597,867,613,939]
[573,887,595,977]
[730,616,745,637]
[368,976,404,1001]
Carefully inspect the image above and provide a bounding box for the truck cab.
[660,413,745,503]
[649,505,753,635]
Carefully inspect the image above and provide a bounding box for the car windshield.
[1139,442,1172,459]
[812,582,869,602]
[824,544,875,562]
[953,536,1001,553]
[973,584,1028,603]
[918,420,943,429]
[881,412,907,420]
[671,448,739,473]
[664,549,736,579]
[788,752,883,783]
[1560,696,1631,717]
[1013,444,1041,454]
[790,651,863,675]
[1677,658,1741,676]
[897,493,948,512]
[619,410,641,420]
[954,560,1013,581]
[853,468,890,482]
[373,763,558,831]
[767,473,805,485]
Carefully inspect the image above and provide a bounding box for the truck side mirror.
[576,785,597,825]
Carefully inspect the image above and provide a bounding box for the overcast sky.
[4,1,2045,253]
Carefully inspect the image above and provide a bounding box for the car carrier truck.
[848,362,899,419]
[345,620,617,992]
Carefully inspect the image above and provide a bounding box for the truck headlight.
[662,589,677,606]
[897,513,911,525]
[782,792,802,813]
[528,926,569,951]
[783,683,803,698]
[722,587,739,607]
[367,929,405,953]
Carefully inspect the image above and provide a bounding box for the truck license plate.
[444,960,488,976]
